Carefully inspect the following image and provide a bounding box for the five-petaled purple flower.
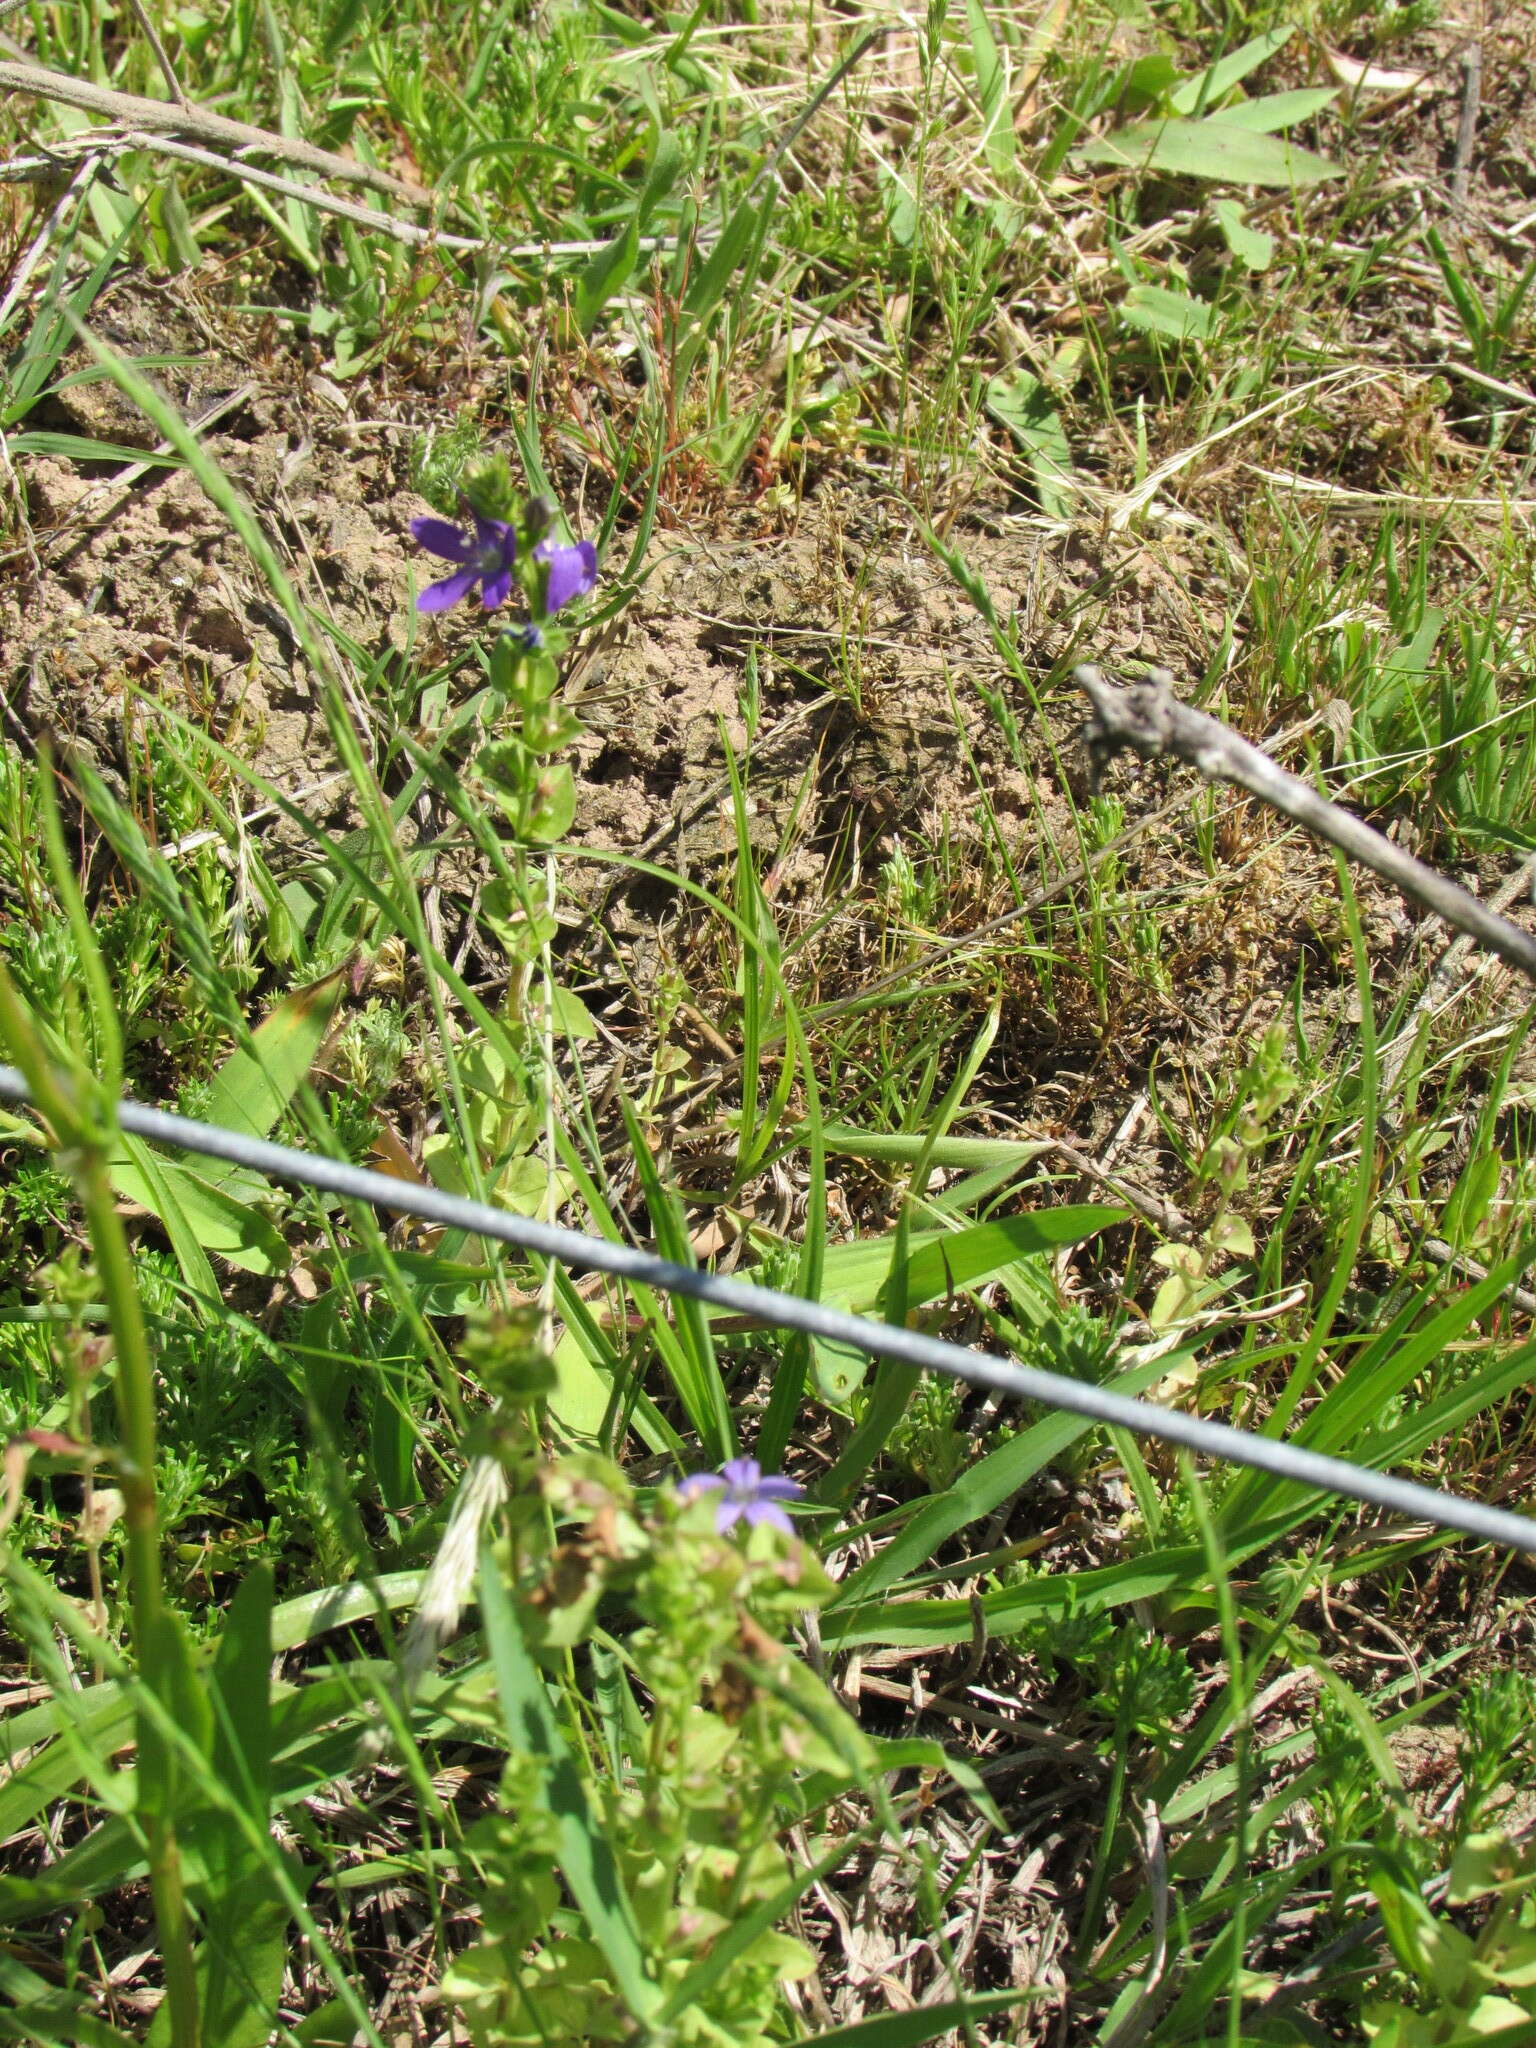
[535,536,598,613]
[677,1457,804,1536]
[411,514,518,613]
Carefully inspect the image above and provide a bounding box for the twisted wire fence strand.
[3,1063,1533,1557]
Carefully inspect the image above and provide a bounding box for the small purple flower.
[677,1457,804,1536]
[534,536,598,615]
[411,514,518,613]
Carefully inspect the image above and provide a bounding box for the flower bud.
[460,453,519,524]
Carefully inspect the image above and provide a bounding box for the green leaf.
[267,1570,423,1653]
[1121,284,1216,340]
[208,1562,275,1830]
[145,1885,290,2048]
[108,1135,213,1295]
[804,1200,1061,1321]
[367,1338,424,1510]
[201,972,346,1162]
[154,172,203,273]
[1373,1856,1476,1998]
[820,1124,1052,1174]
[879,161,919,246]
[1214,197,1274,270]
[137,1609,213,1827]
[1442,1147,1502,1248]
[109,1134,289,1278]
[636,127,685,220]
[1121,52,1179,106]
[1384,607,1446,682]
[1208,1213,1256,1258]
[0,1664,135,1840]
[966,0,1016,176]
[549,1317,613,1443]
[830,1526,1285,1651]
[290,2000,356,2046]
[1077,118,1340,185]
[574,218,641,337]
[201,1887,291,2048]
[551,982,598,1042]
[1448,1830,1536,1905]
[1368,2019,1536,2048]
[527,760,577,843]
[1168,27,1294,113]
[985,371,1078,517]
[892,1206,1127,1312]
[0,1990,143,2046]
[1215,87,1339,132]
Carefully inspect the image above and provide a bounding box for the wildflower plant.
[400,468,897,2043]
[412,509,520,612]
[410,456,596,859]
[1367,1830,1536,2045]
[404,451,598,1221]
[442,1362,873,2048]
[410,453,596,634]
[676,1455,805,1534]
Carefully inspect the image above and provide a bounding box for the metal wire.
[3,1062,1534,1556]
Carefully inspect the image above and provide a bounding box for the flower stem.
[0,762,202,2048]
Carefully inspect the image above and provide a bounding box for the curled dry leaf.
[1326,47,1435,96]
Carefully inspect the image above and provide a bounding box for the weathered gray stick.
[0,56,428,207]
[1,132,681,267]
[1074,664,1536,987]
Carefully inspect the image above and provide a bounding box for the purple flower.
[411,514,518,613]
[677,1457,804,1536]
[534,536,598,615]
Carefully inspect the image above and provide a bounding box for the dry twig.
[125,0,188,108]
[1,130,682,266]
[0,56,429,206]
[1451,32,1484,205]
[1075,665,1536,986]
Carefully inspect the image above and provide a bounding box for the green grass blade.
[818,1005,1002,1497]
[618,1093,735,1463]
[825,1351,1186,1618]
[804,1992,1031,2045]
[1222,1246,1535,1534]
[477,1543,662,2026]
[1262,856,1380,1439]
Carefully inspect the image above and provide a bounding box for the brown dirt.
[2,277,1222,942]
[5,279,407,803]
[7,2,1535,1239]
[0,268,1431,1236]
